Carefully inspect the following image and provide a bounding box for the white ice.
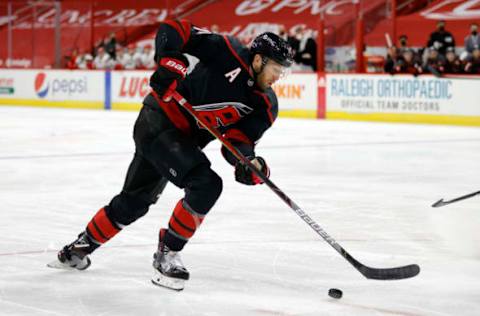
[1,106,480,316]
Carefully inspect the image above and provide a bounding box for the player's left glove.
[150,51,189,101]
[235,156,270,186]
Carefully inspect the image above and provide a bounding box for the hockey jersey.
[146,20,279,164]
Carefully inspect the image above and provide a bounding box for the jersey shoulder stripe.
[253,89,278,124]
[222,35,250,73]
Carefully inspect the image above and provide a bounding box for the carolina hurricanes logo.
[34,72,49,98]
[192,102,253,128]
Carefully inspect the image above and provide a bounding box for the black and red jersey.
[146,20,278,163]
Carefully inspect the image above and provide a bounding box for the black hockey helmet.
[250,32,294,67]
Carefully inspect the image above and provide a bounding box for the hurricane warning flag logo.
[34,72,49,98]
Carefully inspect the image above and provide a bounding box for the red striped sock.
[86,208,121,244]
[168,200,204,241]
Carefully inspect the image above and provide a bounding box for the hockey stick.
[384,33,393,48]
[172,91,419,280]
[432,190,480,208]
[171,91,419,280]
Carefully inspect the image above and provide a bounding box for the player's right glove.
[235,156,270,186]
[150,51,189,101]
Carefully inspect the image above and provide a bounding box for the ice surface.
[1,106,479,316]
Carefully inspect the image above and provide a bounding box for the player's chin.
[262,82,273,90]
[257,84,268,91]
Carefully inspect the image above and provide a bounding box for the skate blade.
[47,257,91,271]
[47,259,77,270]
[151,270,185,291]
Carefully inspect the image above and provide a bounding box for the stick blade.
[432,199,446,208]
[359,264,420,280]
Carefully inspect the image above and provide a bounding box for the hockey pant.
[84,103,222,252]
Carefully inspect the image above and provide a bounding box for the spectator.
[288,25,304,63]
[297,29,317,71]
[398,34,421,64]
[279,25,309,70]
[394,49,422,75]
[93,47,113,69]
[384,46,401,74]
[423,47,445,76]
[426,20,455,56]
[113,46,126,70]
[77,54,94,70]
[210,24,219,33]
[464,23,480,55]
[442,47,463,74]
[93,38,105,57]
[139,44,155,70]
[278,25,288,41]
[464,47,480,74]
[123,44,141,69]
[288,25,316,71]
[105,32,117,60]
[398,34,409,54]
[241,36,253,46]
[66,48,79,70]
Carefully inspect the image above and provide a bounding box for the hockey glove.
[150,51,189,101]
[235,157,270,186]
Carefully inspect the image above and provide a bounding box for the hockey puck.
[328,288,342,299]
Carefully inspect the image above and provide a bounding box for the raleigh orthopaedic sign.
[326,74,480,121]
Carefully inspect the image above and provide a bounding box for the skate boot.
[47,232,95,270]
[151,228,189,291]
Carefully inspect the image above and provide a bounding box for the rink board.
[0,69,317,118]
[0,69,104,109]
[109,71,318,117]
[1,69,479,125]
[325,74,480,126]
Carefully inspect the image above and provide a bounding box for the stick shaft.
[172,91,419,280]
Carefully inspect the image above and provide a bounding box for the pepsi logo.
[33,73,88,98]
[35,72,49,98]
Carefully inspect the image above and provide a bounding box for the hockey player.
[48,20,293,291]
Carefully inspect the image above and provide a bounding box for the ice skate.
[151,229,189,291]
[47,232,93,270]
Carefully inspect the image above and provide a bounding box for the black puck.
[328,288,342,299]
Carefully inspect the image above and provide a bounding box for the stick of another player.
[432,190,480,208]
[384,33,393,48]
[172,91,420,281]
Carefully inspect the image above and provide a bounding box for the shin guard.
[165,199,205,251]
[86,207,121,245]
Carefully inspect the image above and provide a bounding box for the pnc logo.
[35,72,49,98]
